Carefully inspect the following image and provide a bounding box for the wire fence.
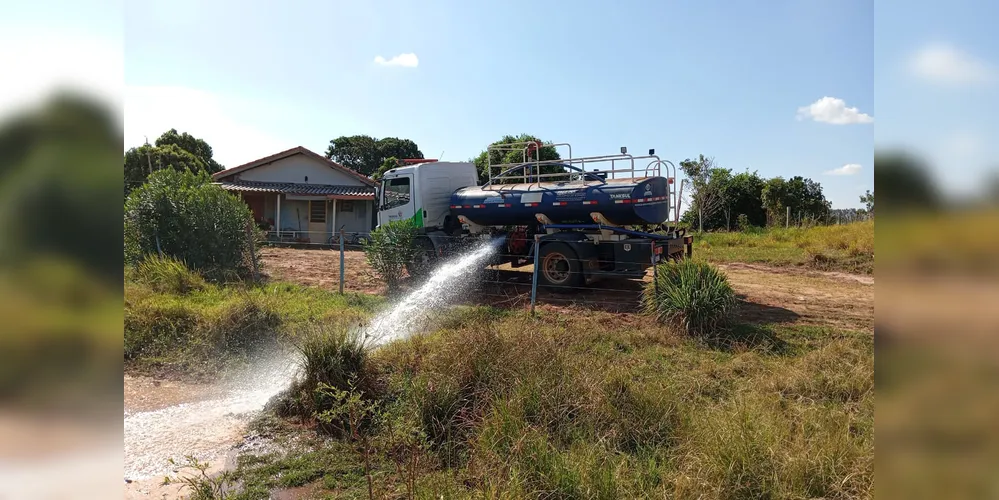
[257,232,673,314]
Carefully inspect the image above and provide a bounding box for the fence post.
[246,221,259,281]
[786,206,790,228]
[652,242,659,297]
[339,228,345,294]
[530,235,540,316]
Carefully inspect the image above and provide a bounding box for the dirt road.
[260,247,874,332]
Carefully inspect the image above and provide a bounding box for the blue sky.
[116,0,875,208]
[16,0,999,209]
[875,0,999,198]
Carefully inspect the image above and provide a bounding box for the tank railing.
[486,142,573,184]
[483,162,606,188]
[490,152,638,184]
[490,153,671,185]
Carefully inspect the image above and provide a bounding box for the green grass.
[124,277,385,379]
[693,220,874,274]
[132,259,872,499]
[224,308,873,499]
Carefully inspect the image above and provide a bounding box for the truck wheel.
[406,236,437,278]
[538,242,583,288]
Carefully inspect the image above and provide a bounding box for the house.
[212,146,377,244]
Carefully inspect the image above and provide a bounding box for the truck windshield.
[382,177,411,210]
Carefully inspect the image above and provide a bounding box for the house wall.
[273,197,374,241]
[278,199,312,234]
[328,200,372,235]
[235,154,363,186]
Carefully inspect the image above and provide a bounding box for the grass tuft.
[132,255,206,294]
[643,260,738,336]
[276,321,381,435]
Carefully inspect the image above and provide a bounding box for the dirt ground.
[259,247,386,294]
[259,247,874,332]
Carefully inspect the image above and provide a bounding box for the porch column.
[275,193,282,238]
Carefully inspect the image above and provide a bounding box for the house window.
[309,200,326,223]
[340,200,354,212]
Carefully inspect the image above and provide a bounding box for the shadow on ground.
[701,323,794,355]
[735,294,801,324]
[463,270,646,314]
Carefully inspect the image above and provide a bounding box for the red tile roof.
[216,180,375,198]
[211,146,377,187]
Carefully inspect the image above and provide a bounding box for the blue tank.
[449,177,670,227]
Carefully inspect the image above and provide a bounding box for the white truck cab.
[377,161,478,230]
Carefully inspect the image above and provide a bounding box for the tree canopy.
[860,190,874,215]
[124,129,223,197]
[325,135,423,177]
[155,128,223,172]
[372,156,399,182]
[678,155,831,231]
[678,155,730,232]
[472,134,564,185]
[761,176,831,225]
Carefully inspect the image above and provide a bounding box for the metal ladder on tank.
[485,142,681,225]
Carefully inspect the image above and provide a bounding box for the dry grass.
[232,308,873,499]
[695,220,874,274]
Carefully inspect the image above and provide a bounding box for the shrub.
[278,322,381,433]
[362,219,421,289]
[124,168,258,281]
[132,255,206,294]
[643,260,737,336]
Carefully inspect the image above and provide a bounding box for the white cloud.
[909,43,997,86]
[373,53,419,68]
[124,86,294,168]
[796,97,874,124]
[824,163,863,176]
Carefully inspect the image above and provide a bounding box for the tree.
[860,190,874,216]
[679,155,729,232]
[155,128,223,172]
[325,135,423,177]
[472,134,565,185]
[372,156,399,182]
[124,169,257,280]
[762,175,830,226]
[123,129,223,197]
[761,177,789,226]
[724,171,767,229]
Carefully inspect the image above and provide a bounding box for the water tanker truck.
[375,141,693,288]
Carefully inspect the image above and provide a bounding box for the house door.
[308,200,328,243]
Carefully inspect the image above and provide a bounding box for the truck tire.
[537,242,584,288]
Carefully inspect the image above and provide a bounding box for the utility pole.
[144,136,153,175]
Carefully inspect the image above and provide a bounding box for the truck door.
[378,175,416,226]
